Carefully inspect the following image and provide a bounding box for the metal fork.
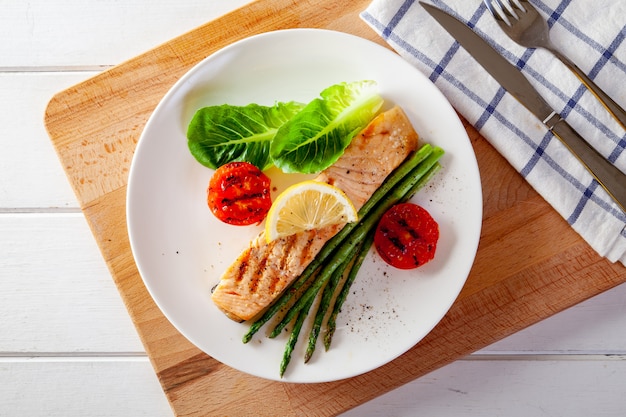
[484,0,626,131]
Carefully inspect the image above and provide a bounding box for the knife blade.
[420,2,626,213]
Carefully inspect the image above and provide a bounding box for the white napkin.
[361,0,626,265]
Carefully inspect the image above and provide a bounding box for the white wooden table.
[2,1,625,415]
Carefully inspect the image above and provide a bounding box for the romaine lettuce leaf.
[187,101,305,171]
[270,80,383,174]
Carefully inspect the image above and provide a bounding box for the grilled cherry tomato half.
[207,161,272,226]
[374,203,439,269]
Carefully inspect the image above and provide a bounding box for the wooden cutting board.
[44,0,626,415]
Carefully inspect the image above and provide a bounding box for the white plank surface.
[1,73,93,209]
[1,1,625,416]
[0,214,142,353]
[1,0,253,68]
[0,358,171,417]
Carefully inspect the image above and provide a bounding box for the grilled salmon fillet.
[211,106,419,322]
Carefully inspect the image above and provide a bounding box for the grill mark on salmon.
[249,255,268,294]
[235,261,247,283]
[211,106,419,322]
[274,235,291,278]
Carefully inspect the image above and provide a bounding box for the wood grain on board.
[44,0,626,415]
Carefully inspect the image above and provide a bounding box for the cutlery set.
[484,0,626,131]
[421,0,626,213]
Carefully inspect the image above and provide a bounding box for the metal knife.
[420,2,626,213]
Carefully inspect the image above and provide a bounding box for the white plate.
[127,29,482,383]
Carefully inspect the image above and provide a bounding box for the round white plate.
[127,29,482,383]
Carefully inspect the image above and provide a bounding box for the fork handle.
[552,49,626,131]
[550,117,626,213]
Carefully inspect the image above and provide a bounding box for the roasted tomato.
[374,203,439,269]
[207,161,272,226]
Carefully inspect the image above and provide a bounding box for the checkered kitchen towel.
[361,0,626,265]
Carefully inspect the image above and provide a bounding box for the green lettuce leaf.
[269,80,383,174]
[186,101,305,170]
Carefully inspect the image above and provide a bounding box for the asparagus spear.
[323,229,375,351]
[279,291,315,378]
[303,255,353,363]
[323,162,442,350]
[242,144,435,343]
[269,148,444,338]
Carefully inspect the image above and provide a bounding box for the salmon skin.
[211,106,419,322]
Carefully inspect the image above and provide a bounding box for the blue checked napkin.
[361,0,626,265]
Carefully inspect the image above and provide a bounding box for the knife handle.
[550,118,626,213]
[552,49,626,132]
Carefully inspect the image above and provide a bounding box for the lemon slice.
[265,180,358,242]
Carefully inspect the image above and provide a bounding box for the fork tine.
[495,0,520,20]
[483,0,512,25]
[508,0,529,14]
[483,0,497,15]
[513,0,530,13]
